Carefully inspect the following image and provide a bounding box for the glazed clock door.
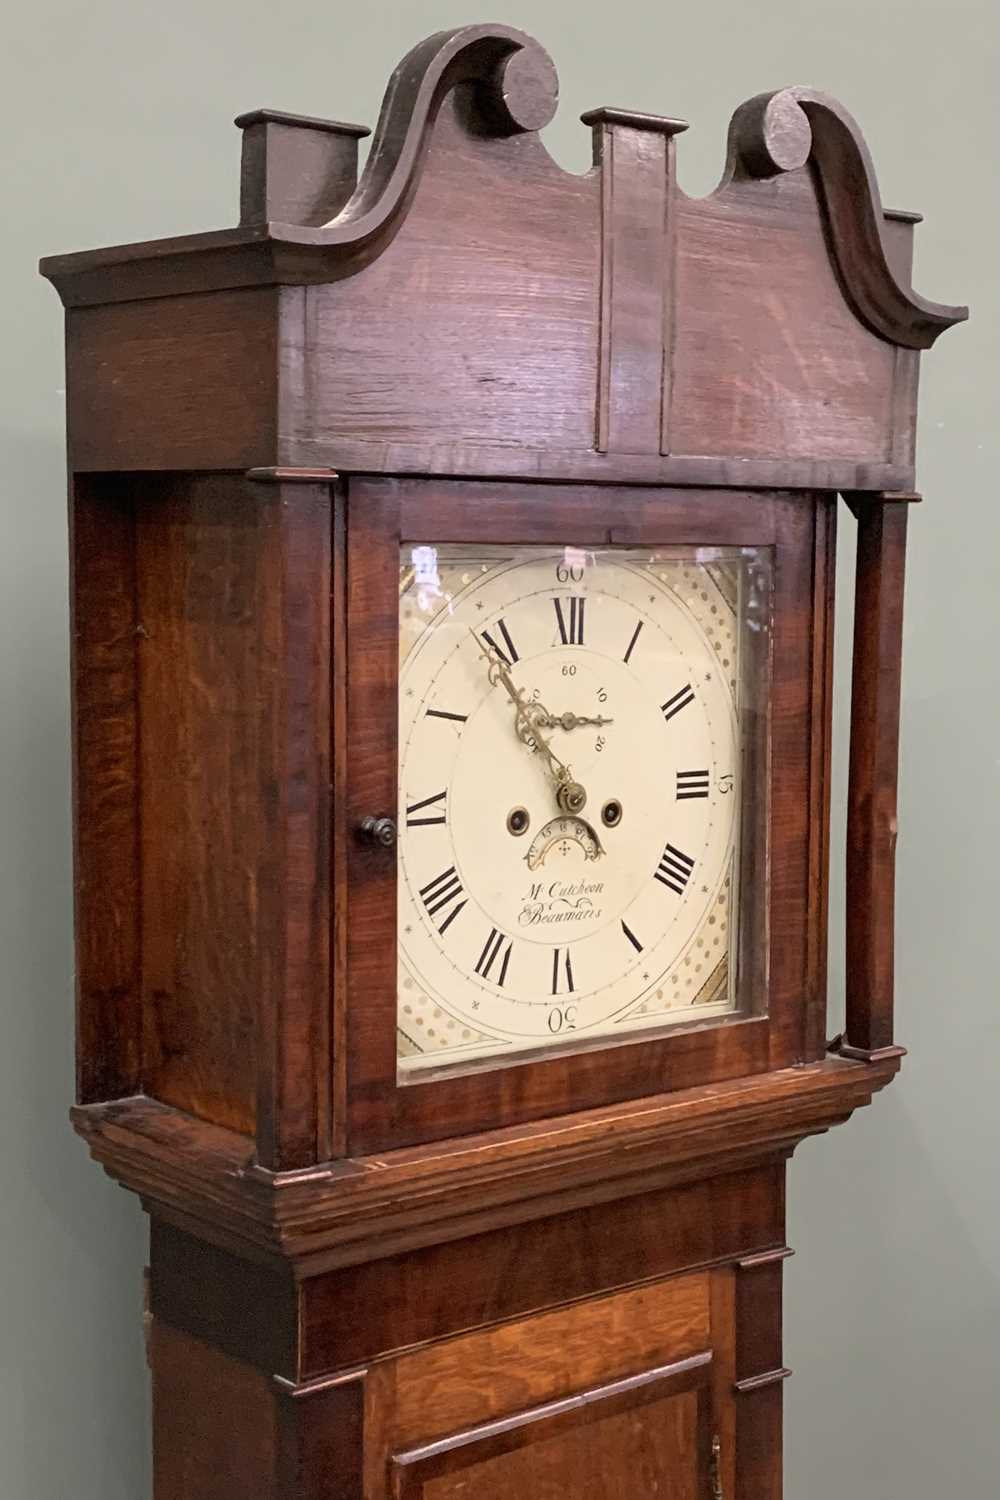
[395,541,760,1073]
[344,477,830,1155]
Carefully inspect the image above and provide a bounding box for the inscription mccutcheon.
[518,879,605,928]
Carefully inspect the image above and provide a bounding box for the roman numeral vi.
[551,947,575,994]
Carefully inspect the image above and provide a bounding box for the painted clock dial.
[396,544,770,1076]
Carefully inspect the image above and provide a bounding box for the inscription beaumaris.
[518,879,606,928]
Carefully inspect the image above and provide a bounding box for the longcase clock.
[41,24,966,1499]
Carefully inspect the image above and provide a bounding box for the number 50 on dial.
[396,542,772,1079]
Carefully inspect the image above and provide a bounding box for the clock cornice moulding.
[71,1054,899,1275]
[39,21,966,350]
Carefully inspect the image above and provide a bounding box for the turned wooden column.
[839,492,915,1062]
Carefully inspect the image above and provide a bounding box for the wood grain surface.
[43,30,965,485]
[393,1363,708,1500]
[841,494,912,1060]
[70,477,142,1103]
[388,1275,709,1446]
[131,474,332,1158]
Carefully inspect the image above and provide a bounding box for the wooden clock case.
[41,24,966,1499]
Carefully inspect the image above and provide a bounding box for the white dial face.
[397,544,767,1076]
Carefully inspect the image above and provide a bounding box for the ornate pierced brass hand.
[472,632,588,814]
[533,709,613,732]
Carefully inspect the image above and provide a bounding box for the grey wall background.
[2,1,996,1495]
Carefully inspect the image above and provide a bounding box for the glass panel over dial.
[397,543,770,1079]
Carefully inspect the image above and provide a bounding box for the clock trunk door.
[342,477,831,1155]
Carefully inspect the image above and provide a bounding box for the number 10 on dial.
[396,542,771,1077]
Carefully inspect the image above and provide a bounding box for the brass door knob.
[359,815,397,849]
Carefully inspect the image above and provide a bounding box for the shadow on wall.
[786,489,1000,1496]
[787,1093,1000,1497]
[0,428,150,1500]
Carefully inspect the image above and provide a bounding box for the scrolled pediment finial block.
[493,41,559,133]
[728,89,812,176]
[306,23,559,256]
[725,85,968,347]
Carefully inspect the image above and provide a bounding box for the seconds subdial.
[527,815,604,870]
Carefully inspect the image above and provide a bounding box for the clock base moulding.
[72,1053,899,1272]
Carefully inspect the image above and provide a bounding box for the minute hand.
[475,636,588,814]
[491,656,572,786]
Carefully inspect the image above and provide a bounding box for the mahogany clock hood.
[42,22,965,489]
